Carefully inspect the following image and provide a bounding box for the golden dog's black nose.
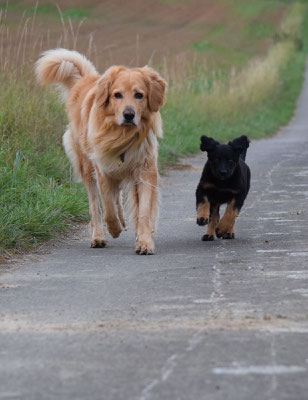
[123,107,135,122]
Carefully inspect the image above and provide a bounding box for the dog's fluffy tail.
[35,48,97,97]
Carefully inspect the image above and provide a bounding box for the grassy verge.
[0,2,89,19]
[0,1,307,254]
[0,75,88,254]
[160,2,308,165]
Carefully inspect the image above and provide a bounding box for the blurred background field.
[0,0,307,253]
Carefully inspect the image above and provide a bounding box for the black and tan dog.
[196,135,250,241]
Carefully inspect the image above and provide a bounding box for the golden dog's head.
[95,66,167,127]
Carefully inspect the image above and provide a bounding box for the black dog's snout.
[123,108,135,122]
[218,166,228,177]
[219,167,228,175]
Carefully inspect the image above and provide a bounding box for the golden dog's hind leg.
[215,200,238,239]
[82,162,107,248]
[117,191,126,229]
[63,130,107,248]
[88,184,107,248]
[95,168,123,239]
[135,165,158,255]
[149,184,159,236]
[202,204,220,241]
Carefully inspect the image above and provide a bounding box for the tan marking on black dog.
[202,205,220,241]
[203,183,216,189]
[197,197,210,226]
[204,183,239,194]
[216,200,238,238]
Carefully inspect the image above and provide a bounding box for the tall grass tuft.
[0,5,95,254]
[204,41,295,117]
[277,2,305,49]
[0,72,89,254]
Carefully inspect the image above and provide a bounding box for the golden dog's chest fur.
[36,48,167,254]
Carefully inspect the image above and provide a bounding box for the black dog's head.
[200,135,250,180]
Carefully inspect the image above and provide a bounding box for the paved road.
[1,65,308,400]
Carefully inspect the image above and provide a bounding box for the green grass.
[0,76,88,253]
[192,39,214,52]
[160,2,308,164]
[0,2,89,19]
[234,0,284,18]
[245,21,275,39]
[192,25,225,52]
[235,2,268,17]
[32,4,89,19]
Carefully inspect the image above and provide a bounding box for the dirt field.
[1,0,288,71]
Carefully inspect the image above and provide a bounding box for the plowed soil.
[2,0,288,71]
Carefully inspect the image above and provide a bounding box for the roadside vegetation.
[160,2,308,163]
[0,76,89,252]
[0,0,307,254]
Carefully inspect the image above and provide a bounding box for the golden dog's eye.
[134,92,143,99]
[114,92,123,99]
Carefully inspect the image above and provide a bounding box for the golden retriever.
[35,49,167,254]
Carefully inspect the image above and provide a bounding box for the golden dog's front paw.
[106,218,122,238]
[91,238,107,248]
[135,237,155,255]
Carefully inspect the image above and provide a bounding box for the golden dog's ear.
[96,66,125,107]
[143,66,167,112]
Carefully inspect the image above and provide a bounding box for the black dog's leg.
[222,228,235,240]
[216,200,237,239]
[196,184,209,226]
[216,197,244,239]
[202,203,220,241]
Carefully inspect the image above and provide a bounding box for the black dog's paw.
[215,228,223,238]
[197,217,209,226]
[202,234,214,241]
[222,232,235,240]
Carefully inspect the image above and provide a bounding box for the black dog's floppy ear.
[228,135,250,151]
[200,136,219,152]
[228,135,250,160]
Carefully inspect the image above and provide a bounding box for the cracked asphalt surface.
[1,65,308,399]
